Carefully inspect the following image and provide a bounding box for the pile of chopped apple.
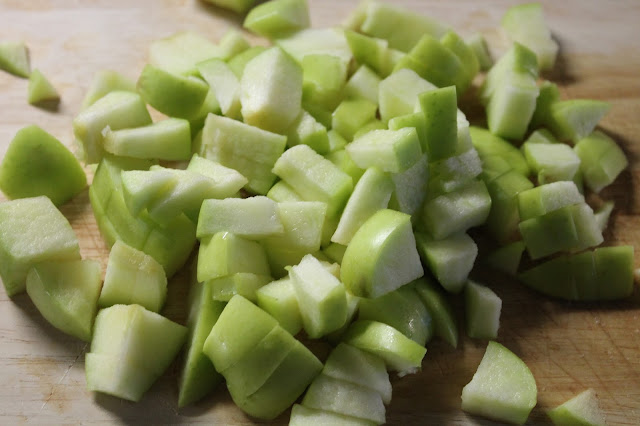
[0,0,631,424]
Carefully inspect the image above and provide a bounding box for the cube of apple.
[358,285,433,346]
[346,128,422,174]
[574,130,628,193]
[548,100,610,142]
[302,54,348,111]
[323,343,392,405]
[341,209,423,298]
[87,304,187,401]
[414,277,459,348]
[461,341,537,425]
[202,0,258,14]
[387,153,429,219]
[416,232,478,294]
[243,0,310,39]
[27,69,59,106]
[26,259,101,342]
[81,70,136,110]
[290,404,376,426]
[0,125,86,206]
[209,273,273,302]
[469,126,530,177]
[466,33,493,71]
[73,91,152,164]
[486,72,539,141]
[289,254,348,338]
[332,98,378,142]
[464,280,502,340]
[419,85,458,161]
[98,241,167,313]
[256,277,302,335]
[486,241,526,277]
[197,232,271,283]
[345,65,381,104]
[178,274,225,408]
[547,389,606,426]
[0,41,30,77]
[343,320,427,376]
[517,181,585,222]
[301,374,386,424]
[0,196,81,296]
[240,47,302,133]
[522,141,581,184]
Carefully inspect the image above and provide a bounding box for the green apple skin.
[413,277,459,348]
[547,388,606,426]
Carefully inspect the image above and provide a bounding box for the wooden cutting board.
[1,0,639,424]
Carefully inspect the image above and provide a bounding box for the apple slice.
[346,128,422,174]
[290,404,376,426]
[574,130,628,193]
[197,232,271,283]
[148,31,221,76]
[0,125,86,206]
[0,41,30,77]
[343,320,427,376]
[547,389,606,426]
[517,181,585,222]
[26,259,101,342]
[87,304,187,401]
[178,275,225,408]
[27,69,59,106]
[302,54,348,111]
[461,341,537,425]
[0,196,81,296]
[464,281,502,340]
[419,85,458,161]
[341,209,423,298]
[98,240,167,313]
[548,100,610,142]
[289,254,348,338]
[301,374,386,424]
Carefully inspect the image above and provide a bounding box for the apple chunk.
[341,209,423,298]
[461,341,537,425]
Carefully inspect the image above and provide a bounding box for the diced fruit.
[0,41,30,77]
[464,281,502,340]
[0,125,86,206]
[574,130,628,193]
[81,70,136,110]
[341,209,423,298]
[358,1,448,52]
[203,295,278,372]
[273,144,353,218]
[289,254,347,338]
[256,277,302,335]
[461,341,537,425]
[302,374,386,424]
[197,58,241,119]
[594,201,614,233]
[285,110,330,154]
[547,389,607,426]
[467,33,493,71]
[137,64,209,119]
[261,201,326,276]
[276,27,352,72]
[73,91,152,164]
[517,181,584,222]
[199,113,287,195]
[332,98,378,141]
[548,100,610,142]
[26,259,101,342]
[240,47,302,133]
[149,31,221,76]
[290,404,376,426]
[103,118,191,161]
[346,128,422,174]
[469,126,530,177]
[121,169,178,216]
[421,180,492,240]
[332,167,393,246]
[414,277,459,348]
[522,141,581,184]
[358,285,433,346]
[486,241,526,276]
[209,273,273,302]
[486,72,539,141]
[197,196,284,240]
[98,241,167,313]
[345,30,394,77]
[343,320,427,376]
[388,153,429,219]
[501,3,558,71]
[345,65,381,104]
[197,232,271,283]
[178,274,225,408]
[86,304,187,402]
[202,0,258,14]
[323,343,392,405]
[27,69,59,106]
[416,232,478,294]
[0,196,80,296]
[480,42,538,105]
[302,54,348,111]
[244,0,310,39]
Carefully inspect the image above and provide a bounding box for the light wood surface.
[1,0,639,424]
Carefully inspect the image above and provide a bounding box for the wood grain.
[1,0,639,424]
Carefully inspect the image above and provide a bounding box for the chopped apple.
[0,41,30,77]
[27,69,59,106]
[547,388,606,426]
